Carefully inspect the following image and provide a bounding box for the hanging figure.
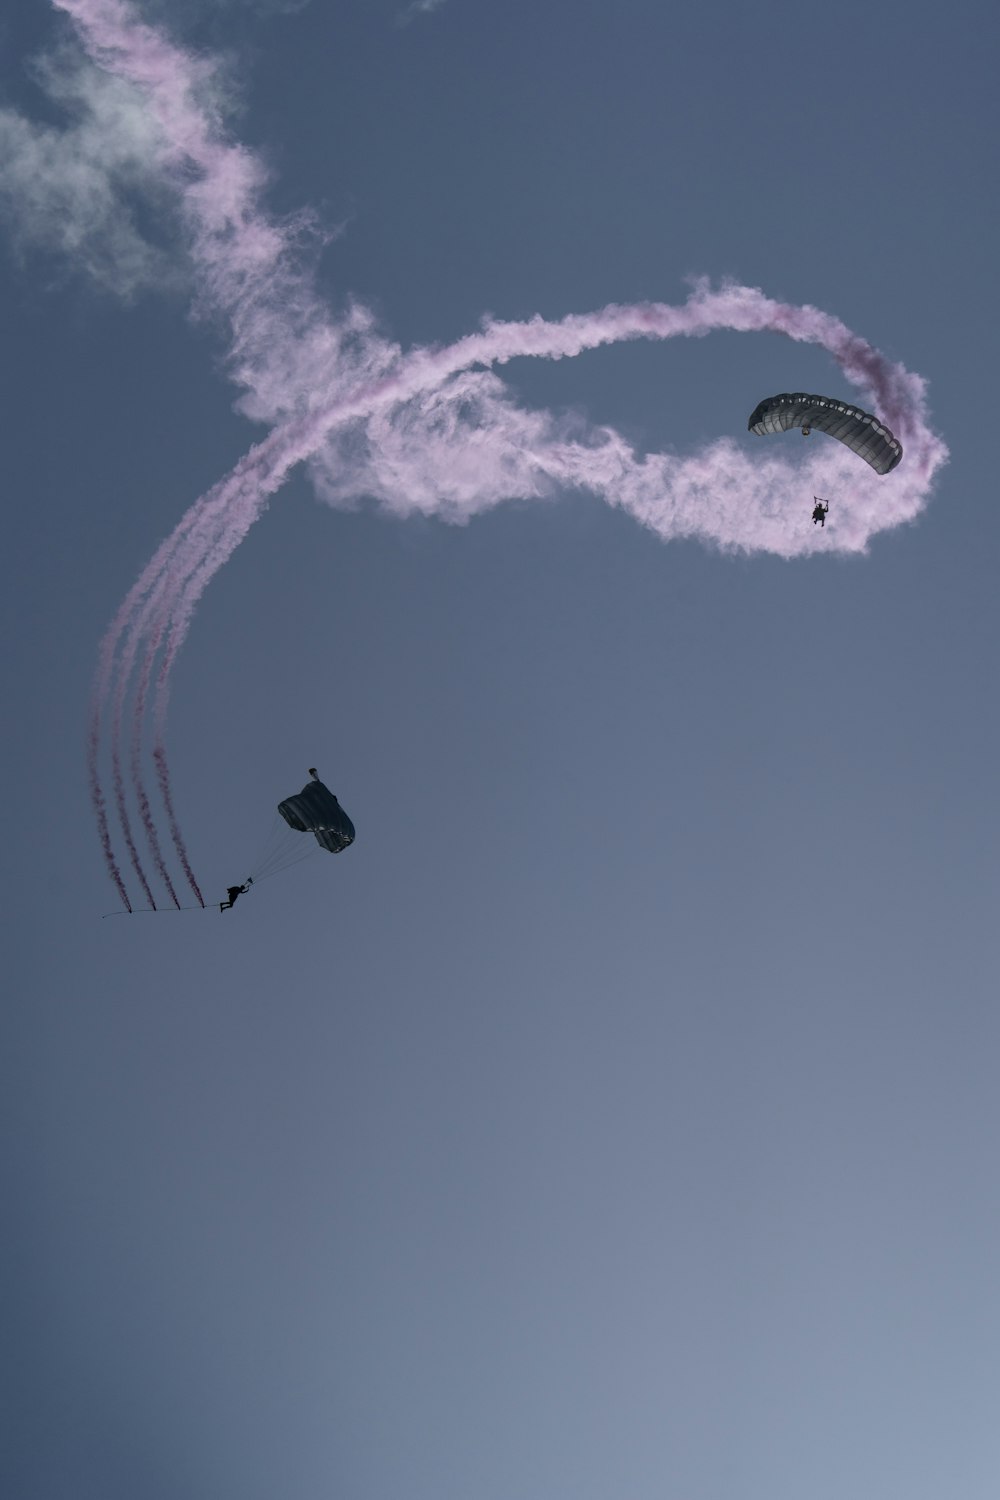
[812,497,829,527]
[220,878,252,912]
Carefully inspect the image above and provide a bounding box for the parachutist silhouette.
[220,879,252,912]
[812,498,829,526]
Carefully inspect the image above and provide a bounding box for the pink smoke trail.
[133,284,946,790]
[88,481,213,907]
[55,0,354,907]
[106,578,179,907]
[123,611,182,906]
[152,744,204,908]
[110,723,158,910]
[55,0,947,909]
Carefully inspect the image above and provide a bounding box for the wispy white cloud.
[396,0,450,27]
[0,45,185,297]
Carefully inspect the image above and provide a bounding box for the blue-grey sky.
[2,2,998,1498]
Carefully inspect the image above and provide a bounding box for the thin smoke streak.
[118,477,264,903]
[89,433,272,905]
[110,732,158,910]
[103,556,161,906]
[112,603,164,906]
[152,744,204,907]
[84,375,275,906]
[127,612,182,906]
[88,482,223,903]
[87,716,133,911]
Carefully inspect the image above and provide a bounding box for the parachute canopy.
[747,393,902,474]
[277,771,355,854]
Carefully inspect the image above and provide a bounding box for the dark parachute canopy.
[277,770,355,854]
[747,393,902,475]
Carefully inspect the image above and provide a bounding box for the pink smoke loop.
[59,0,946,910]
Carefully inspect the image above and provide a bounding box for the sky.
[2,1,998,1497]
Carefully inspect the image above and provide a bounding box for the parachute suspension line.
[247,812,301,881]
[245,812,322,883]
[252,839,320,881]
[228,773,354,895]
[250,844,319,885]
[247,812,285,877]
[253,852,316,882]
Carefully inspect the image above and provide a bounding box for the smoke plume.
[44,0,946,909]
